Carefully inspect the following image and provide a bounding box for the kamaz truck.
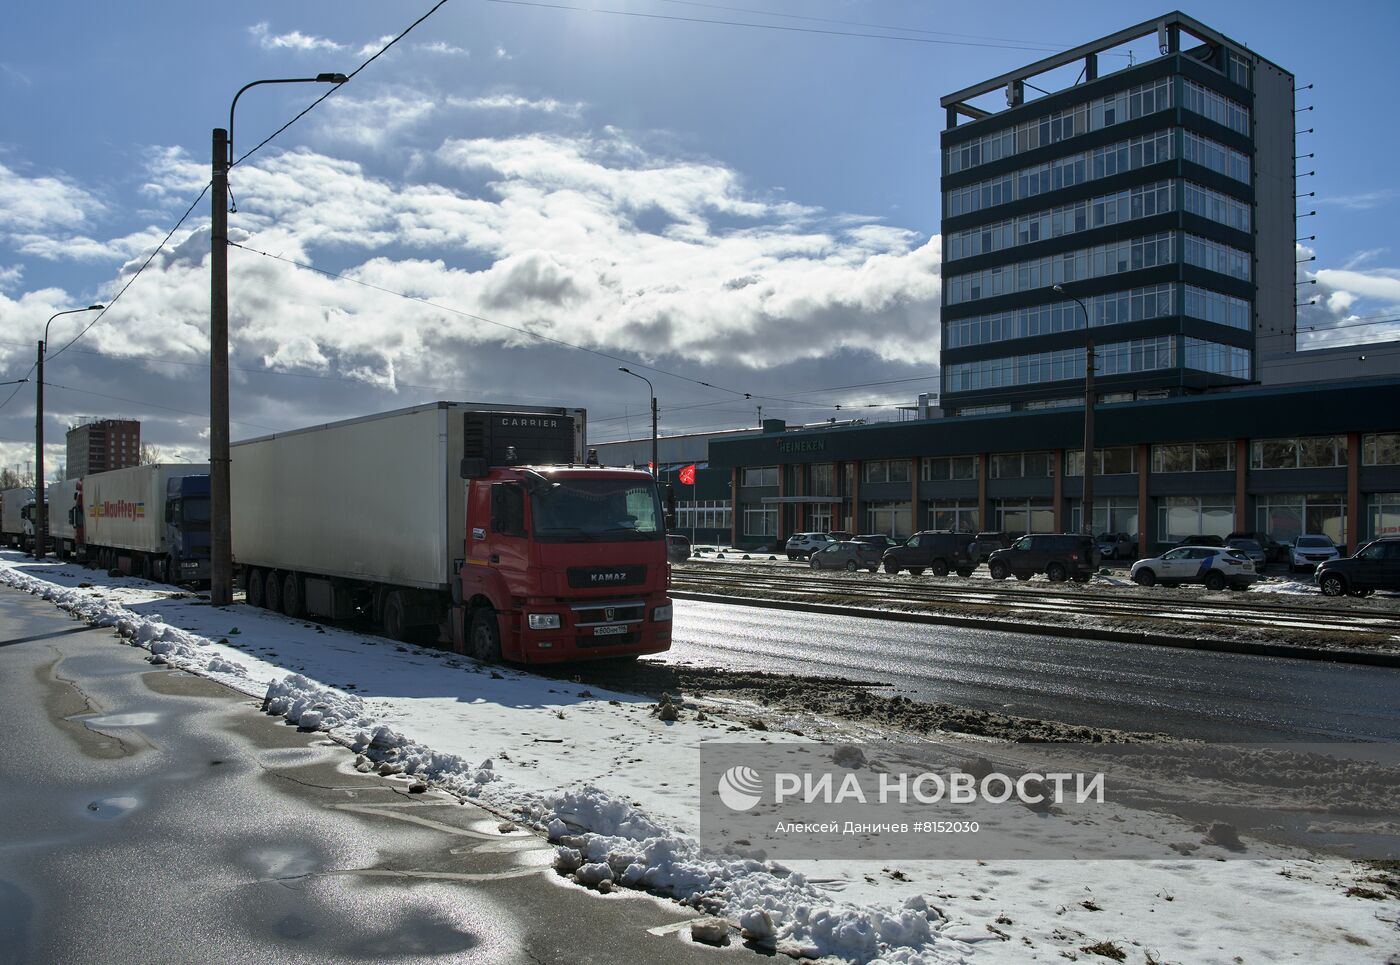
[82,465,212,583]
[231,402,673,661]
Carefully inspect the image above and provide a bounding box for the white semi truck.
[47,477,83,558]
[1,487,35,550]
[83,464,211,582]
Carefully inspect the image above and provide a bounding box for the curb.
[668,590,1400,669]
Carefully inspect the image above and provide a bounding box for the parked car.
[1316,537,1400,597]
[987,534,1100,583]
[1172,534,1226,548]
[1228,530,1287,564]
[969,531,1014,564]
[785,532,834,560]
[1130,545,1258,591]
[1224,537,1267,567]
[826,531,854,542]
[666,533,692,564]
[1289,534,1341,572]
[854,533,902,552]
[882,531,976,577]
[810,540,882,572]
[1096,532,1138,560]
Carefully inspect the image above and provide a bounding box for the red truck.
[232,403,673,662]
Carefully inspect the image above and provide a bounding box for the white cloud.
[449,94,584,116]
[494,45,514,60]
[358,34,398,58]
[0,265,21,292]
[418,41,467,56]
[0,163,105,233]
[1315,188,1400,211]
[250,21,346,52]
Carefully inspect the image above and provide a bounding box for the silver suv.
[785,532,834,560]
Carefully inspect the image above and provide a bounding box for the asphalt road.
[0,588,724,965]
[662,598,1400,742]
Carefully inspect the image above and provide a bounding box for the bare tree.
[0,467,20,489]
[139,442,162,465]
[52,464,67,483]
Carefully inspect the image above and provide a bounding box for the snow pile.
[1250,577,1318,595]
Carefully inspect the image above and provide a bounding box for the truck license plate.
[593,625,627,636]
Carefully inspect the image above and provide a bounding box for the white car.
[785,532,834,560]
[1289,534,1340,573]
[1130,545,1258,591]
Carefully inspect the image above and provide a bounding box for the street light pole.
[617,367,658,479]
[34,305,103,559]
[1053,284,1094,535]
[210,73,346,606]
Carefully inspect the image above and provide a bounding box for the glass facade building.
[939,14,1295,414]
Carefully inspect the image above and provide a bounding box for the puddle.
[244,845,323,879]
[76,711,162,729]
[83,796,140,820]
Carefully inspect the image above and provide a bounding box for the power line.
[232,0,451,168]
[486,0,1074,52]
[45,382,279,432]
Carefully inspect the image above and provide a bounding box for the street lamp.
[210,72,346,606]
[1052,284,1095,536]
[34,304,104,558]
[617,368,658,479]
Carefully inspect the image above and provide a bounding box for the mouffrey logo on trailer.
[88,499,146,520]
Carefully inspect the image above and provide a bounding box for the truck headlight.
[527,613,561,630]
[653,604,673,622]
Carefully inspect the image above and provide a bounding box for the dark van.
[881,531,975,577]
[987,534,1100,583]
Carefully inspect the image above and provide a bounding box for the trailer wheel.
[245,568,264,608]
[264,570,283,613]
[383,591,411,642]
[283,572,306,618]
[469,607,502,663]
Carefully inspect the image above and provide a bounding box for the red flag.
[679,464,696,486]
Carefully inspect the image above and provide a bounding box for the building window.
[742,466,778,487]
[929,499,979,532]
[1182,79,1251,135]
[921,456,978,481]
[945,284,1176,350]
[1024,397,1083,410]
[1251,436,1347,470]
[1152,442,1235,473]
[865,501,912,538]
[808,507,834,533]
[1158,496,1234,543]
[1183,285,1251,330]
[957,404,1012,416]
[992,498,1055,535]
[989,451,1054,479]
[1256,494,1347,546]
[946,232,1177,305]
[1070,496,1139,536]
[1184,339,1252,379]
[1363,433,1400,466]
[1066,447,1136,475]
[677,500,732,531]
[1182,181,1251,232]
[1183,235,1251,281]
[1367,493,1400,540]
[809,463,836,496]
[863,459,911,484]
[946,336,1177,393]
[1182,130,1250,183]
[743,507,777,536]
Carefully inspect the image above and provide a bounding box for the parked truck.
[82,464,212,582]
[47,477,83,558]
[1,487,35,551]
[231,402,673,662]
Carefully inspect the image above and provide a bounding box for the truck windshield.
[180,498,211,524]
[531,479,663,542]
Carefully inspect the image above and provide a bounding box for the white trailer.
[84,464,211,580]
[1,487,35,549]
[47,477,82,557]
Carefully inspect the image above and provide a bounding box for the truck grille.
[572,602,645,627]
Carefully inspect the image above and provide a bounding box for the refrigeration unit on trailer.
[1,487,35,550]
[82,464,212,582]
[231,401,673,662]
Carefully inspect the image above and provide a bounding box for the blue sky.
[2,0,1398,471]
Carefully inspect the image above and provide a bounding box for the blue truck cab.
[165,474,211,582]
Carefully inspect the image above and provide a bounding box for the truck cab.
[164,474,211,582]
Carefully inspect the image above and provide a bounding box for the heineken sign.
[777,438,826,454]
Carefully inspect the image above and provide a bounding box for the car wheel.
[245,567,263,608]
[1046,562,1067,583]
[1134,569,1156,587]
[884,563,899,575]
[787,554,796,561]
[908,568,925,577]
[469,607,502,662]
[810,557,820,569]
[955,568,973,578]
[931,559,949,577]
[1071,573,1091,584]
[1319,574,1347,597]
[989,561,1009,580]
[844,560,858,572]
[1204,571,1226,592]
[1014,571,1033,581]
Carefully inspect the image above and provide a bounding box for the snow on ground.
[3,550,1395,963]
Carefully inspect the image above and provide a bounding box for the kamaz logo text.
[590,572,628,584]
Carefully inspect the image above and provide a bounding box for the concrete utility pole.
[618,368,658,478]
[1054,284,1095,535]
[35,305,103,558]
[211,73,345,606]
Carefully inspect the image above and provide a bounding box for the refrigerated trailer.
[1,487,35,550]
[231,401,673,661]
[83,464,212,582]
[47,477,82,558]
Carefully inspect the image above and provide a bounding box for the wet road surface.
[663,599,1400,742]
